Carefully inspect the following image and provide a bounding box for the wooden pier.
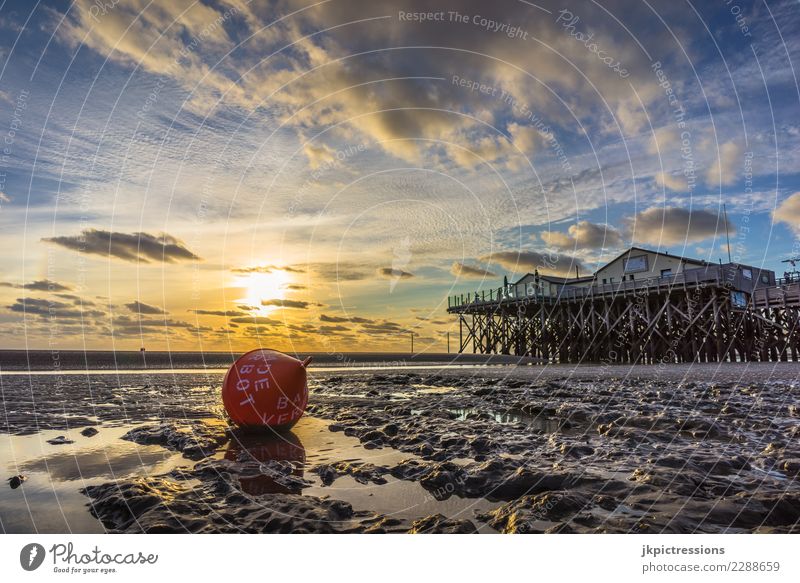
[448,260,800,364]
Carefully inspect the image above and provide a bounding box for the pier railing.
[752,281,800,308]
[448,265,744,311]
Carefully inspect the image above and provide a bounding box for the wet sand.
[1,362,798,533]
[0,350,531,371]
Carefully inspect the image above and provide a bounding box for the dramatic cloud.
[7,297,104,319]
[416,316,449,325]
[54,0,675,169]
[319,324,350,334]
[56,294,95,305]
[450,262,498,279]
[56,0,241,114]
[3,0,793,353]
[307,263,372,281]
[42,229,200,263]
[541,221,623,251]
[230,316,280,326]
[376,267,414,279]
[320,314,373,324]
[480,251,585,277]
[232,265,306,274]
[773,192,800,234]
[111,315,208,336]
[0,279,71,292]
[125,301,167,315]
[356,317,407,335]
[626,207,732,245]
[261,299,316,309]
[189,309,248,317]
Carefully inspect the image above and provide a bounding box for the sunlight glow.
[237,270,293,314]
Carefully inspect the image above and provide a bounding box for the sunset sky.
[1,0,799,352]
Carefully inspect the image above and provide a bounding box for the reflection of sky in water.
[1,413,501,533]
[230,417,501,527]
[449,407,565,433]
[0,426,188,533]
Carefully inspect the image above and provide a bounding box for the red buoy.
[222,349,311,430]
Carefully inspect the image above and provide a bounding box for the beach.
[1,356,798,533]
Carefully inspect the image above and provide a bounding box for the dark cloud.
[108,315,211,337]
[241,325,278,336]
[416,317,449,325]
[282,284,307,291]
[189,309,248,317]
[125,301,167,315]
[360,320,406,334]
[55,293,95,305]
[232,265,306,274]
[212,328,236,336]
[42,229,200,263]
[285,323,318,334]
[541,221,624,251]
[230,316,280,326]
[481,250,585,277]
[261,298,319,309]
[0,279,72,292]
[376,267,414,279]
[626,207,732,245]
[320,314,373,324]
[307,263,372,281]
[319,324,350,334]
[450,262,498,279]
[114,315,194,328]
[7,297,104,319]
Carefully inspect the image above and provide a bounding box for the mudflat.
[1,362,798,533]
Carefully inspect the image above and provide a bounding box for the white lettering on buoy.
[254,378,270,391]
[236,379,250,391]
[277,396,288,409]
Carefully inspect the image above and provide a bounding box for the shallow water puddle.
[411,384,460,394]
[0,425,189,533]
[446,407,569,433]
[224,416,500,531]
[2,417,500,533]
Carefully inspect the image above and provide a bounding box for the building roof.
[598,246,713,271]
[511,246,714,287]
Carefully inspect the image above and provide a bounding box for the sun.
[237,270,293,314]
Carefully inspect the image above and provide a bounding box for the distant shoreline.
[0,350,535,371]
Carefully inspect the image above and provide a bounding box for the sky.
[0,0,799,353]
